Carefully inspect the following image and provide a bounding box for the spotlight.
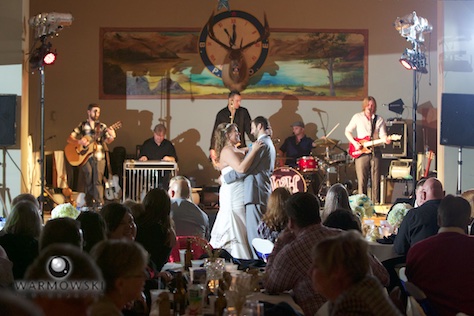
[29,42,57,68]
[399,49,427,73]
[43,51,57,65]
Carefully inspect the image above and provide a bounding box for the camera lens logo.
[47,256,72,280]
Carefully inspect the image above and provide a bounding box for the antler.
[240,13,270,50]
[206,12,232,51]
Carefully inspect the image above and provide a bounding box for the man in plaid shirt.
[68,103,116,207]
[264,192,389,316]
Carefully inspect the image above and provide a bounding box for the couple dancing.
[210,116,276,259]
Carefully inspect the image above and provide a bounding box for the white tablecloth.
[368,241,401,262]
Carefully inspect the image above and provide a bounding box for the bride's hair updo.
[213,122,237,162]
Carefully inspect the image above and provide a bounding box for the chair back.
[252,238,274,262]
[168,236,212,263]
[398,267,438,316]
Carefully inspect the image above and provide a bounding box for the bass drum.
[271,167,307,194]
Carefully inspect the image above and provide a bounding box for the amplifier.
[389,159,412,179]
[381,121,407,158]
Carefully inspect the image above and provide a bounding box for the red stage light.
[43,52,56,65]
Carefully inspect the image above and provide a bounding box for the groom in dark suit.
[223,116,276,258]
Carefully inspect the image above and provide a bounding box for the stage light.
[29,42,57,68]
[399,49,427,73]
[43,51,57,65]
[29,12,73,39]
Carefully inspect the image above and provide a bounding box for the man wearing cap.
[277,121,318,168]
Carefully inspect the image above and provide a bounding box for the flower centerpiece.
[387,203,412,233]
[51,202,80,219]
[349,194,375,219]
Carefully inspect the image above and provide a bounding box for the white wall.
[0,64,22,215]
[440,1,474,194]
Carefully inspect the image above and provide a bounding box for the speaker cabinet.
[441,93,474,147]
[383,178,414,204]
[381,121,407,158]
[0,94,16,146]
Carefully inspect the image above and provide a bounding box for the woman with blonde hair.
[0,200,42,279]
[311,231,401,315]
[210,122,263,259]
[257,187,292,242]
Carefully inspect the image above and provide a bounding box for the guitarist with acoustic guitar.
[345,96,391,204]
[67,103,117,207]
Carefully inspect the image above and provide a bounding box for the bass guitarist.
[345,96,390,204]
[67,103,116,207]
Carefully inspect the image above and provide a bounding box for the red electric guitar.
[348,134,402,159]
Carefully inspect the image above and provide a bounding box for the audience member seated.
[461,189,474,235]
[90,239,148,316]
[264,192,389,316]
[394,177,444,256]
[25,243,103,316]
[257,187,292,243]
[312,230,402,316]
[100,202,172,311]
[135,188,176,271]
[76,211,107,253]
[406,195,474,315]
[321,183,351,222]
[11,193,40,211]
[0,289,43,316]
[100,202,137,241]
[168,176,209,240]
[39,217,82,251]
[0,245,13,289]
[323,208,361,232]
[412,178,427,207]
[123,199,146,222]
[0,201,41,279]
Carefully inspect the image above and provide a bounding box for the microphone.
[312,108,326,113]
[45,135,56,141]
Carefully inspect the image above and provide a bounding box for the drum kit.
[272,137,354,200]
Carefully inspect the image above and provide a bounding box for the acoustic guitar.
[348,134,402,159]
[64,121,122,167]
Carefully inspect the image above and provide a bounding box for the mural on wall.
[100,25,367,100]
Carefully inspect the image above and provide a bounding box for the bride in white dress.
[209,123,262,259]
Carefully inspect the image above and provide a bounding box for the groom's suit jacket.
[223,134,276,206]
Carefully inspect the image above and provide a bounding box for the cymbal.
[313,138,339,147]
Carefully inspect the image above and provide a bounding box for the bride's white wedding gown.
[209,166,252,259]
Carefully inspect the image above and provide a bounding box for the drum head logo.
[271,167,306,193]
[47,256,72,280]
